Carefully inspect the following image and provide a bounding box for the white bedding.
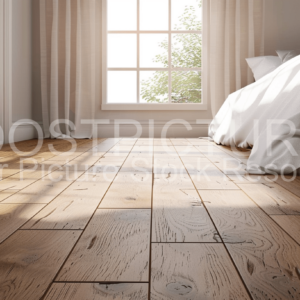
[209,55,300,174]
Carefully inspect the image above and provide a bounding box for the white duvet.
[209,55,300,174]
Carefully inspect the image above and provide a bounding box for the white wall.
[265,0,300,55]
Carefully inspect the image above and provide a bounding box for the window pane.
[140,71,169,103]
[171,34,201,68]
[140,34,168,68]
[171,71,201,103]
[108,34,137,68]
[108,0,137,31]
[140,0,168,30]
[108,71,137,103]
[172,0,202,31]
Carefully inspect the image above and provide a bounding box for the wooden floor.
[0,138,300,300]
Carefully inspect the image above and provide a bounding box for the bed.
[209,55,300,174]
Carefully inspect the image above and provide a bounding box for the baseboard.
[22,120,211,139]
[10,123,37,143]
[97,122,210,138]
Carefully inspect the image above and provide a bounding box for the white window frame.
[101,0,206,111]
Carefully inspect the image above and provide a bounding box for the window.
[102,0,204,110]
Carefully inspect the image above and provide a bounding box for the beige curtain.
[39,0,100,138]
[202,0,265,117]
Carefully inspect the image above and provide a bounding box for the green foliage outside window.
[140,0,202,103]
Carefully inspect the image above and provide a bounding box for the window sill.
[101,103,207,111]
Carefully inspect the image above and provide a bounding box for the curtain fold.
[203,0,265,117]
[39,0,98,138]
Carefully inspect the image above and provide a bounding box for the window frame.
[101,0,206,110]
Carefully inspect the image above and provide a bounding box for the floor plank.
[184,161,239,190]
[0,203,45,243]
[187,138,214,145]
[152,189,217,242]
[1,179,71,204]
[99,172,152,208]
[154,158,186,175]
[173,145,205,157]
[195,145,247,174]
[227,174,276,184]
[2,138,300,300]
[271,215,300,244]
[0,230,80,300]
[23,181,110,230]
[0,189,19,202]
[120,156,152,173]
[170,138,192,146]
[130,145,153,156]
[151,243,250,300]
[200,190,300,299]
[154,173,195,191]
[57,209,150,282]
[0,177,37,190]
[238,183,300,215]
[275,176,300,198]
[44,283,148,300]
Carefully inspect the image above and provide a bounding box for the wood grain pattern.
[195,145,247,174]
[107,145,133,156]
[200,190,300,300]
[195,144,230,156]
[154,173,195,191]
[187,138,213,145]
[2,180,71,204]
[44,170,84,182]
[98,156,127,162]
[271,215,300,244]
[135,139,153,146]
[44,283,148,300]
[152,189,217,242]
[173,145,205,157]
[92,161,122,173]
[275,176,300,198]
[170,139,192,146]
[0,203,45,243]
[23,181,110,229]
[180,156,210,164]
[0,178,37,190]
[154,158,186,175]
[2,138,300,300]
[0,189,19,202]
[153,145,178,157]
[99,172,152,208]
[151,243,250,300]
[130,145,153,156]
[120,156,152,173]
[212,157,247,175]
[153,139,173,146]
[88,138,120,153]
[0,230,80,300]
[239,183,300,215]
[0,164,22,179]
[227,174,276,184]
[57,209,150,282]
[184,161,239,190]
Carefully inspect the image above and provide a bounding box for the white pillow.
[276,50,300,63]
[246,56,282,81]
